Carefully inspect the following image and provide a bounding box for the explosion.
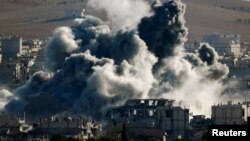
[0,0,236,118]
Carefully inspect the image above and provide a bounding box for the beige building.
[0,36,22,60]
[203,33,241,58]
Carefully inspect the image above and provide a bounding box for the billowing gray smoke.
[138,0,188,61]
[1,0,236,118]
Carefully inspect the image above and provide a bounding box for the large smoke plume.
[0,0,240,118]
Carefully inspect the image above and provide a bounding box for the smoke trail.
[2,0,238,118]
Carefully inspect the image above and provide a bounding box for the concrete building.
[22,39,43,56]
[64,9,81,19]
[211,101,250,125]
[24,94,68,119]
[0,60,31,89]
[184,41,201,53]
[34,116,101,141]
[242,101,250,124]
[203,33,241,58]
[0,36,22,60]
[0,63,21,85]
[104,99,190,139]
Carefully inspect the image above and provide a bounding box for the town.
[0,31,250,140]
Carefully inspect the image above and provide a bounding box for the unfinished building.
[104,99,190,139]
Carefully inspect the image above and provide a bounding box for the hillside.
[185,0,250,41]
[0,0,250,41]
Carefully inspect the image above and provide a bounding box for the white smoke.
[0,89,13,110]
[87,0,152,32]
[45,27,79,71]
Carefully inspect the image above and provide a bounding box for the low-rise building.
[211,101,250,125]
[104,99,190,139]
[33,116,101,141]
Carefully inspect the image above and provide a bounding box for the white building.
[211,101,250,125]
[203,33,241,58]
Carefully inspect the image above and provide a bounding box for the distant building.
[0,112,33,139]
[33,116,101,141]
[104,99,190,139]
[211,101,250,125]
[0,36,22,60]
[64,9,81,19]
[0,60,31,88]
[0,63,21,85]
[203,33,241,58]
[22,39,42,56]
[184,41,201,53]
[0,113,101,141]
[25,94,68,119]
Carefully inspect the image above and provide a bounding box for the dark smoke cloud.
[198,44,229,80]
[138,0,188,60]
[1,0,233,118]
[198,43,218,66]
[184,43,229,80]
[5,71,52,112]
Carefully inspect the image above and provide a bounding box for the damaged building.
[104,99,190,139]
[211,101,250,125]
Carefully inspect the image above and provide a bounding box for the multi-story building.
[0,61,31,89]
[211,101,250,125]
[104,99,190,139]
[203,33,241,58]
[34,116,101,141]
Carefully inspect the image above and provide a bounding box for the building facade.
[104,99,190,139]
[0,36,22,60]
[203,33,241,58]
